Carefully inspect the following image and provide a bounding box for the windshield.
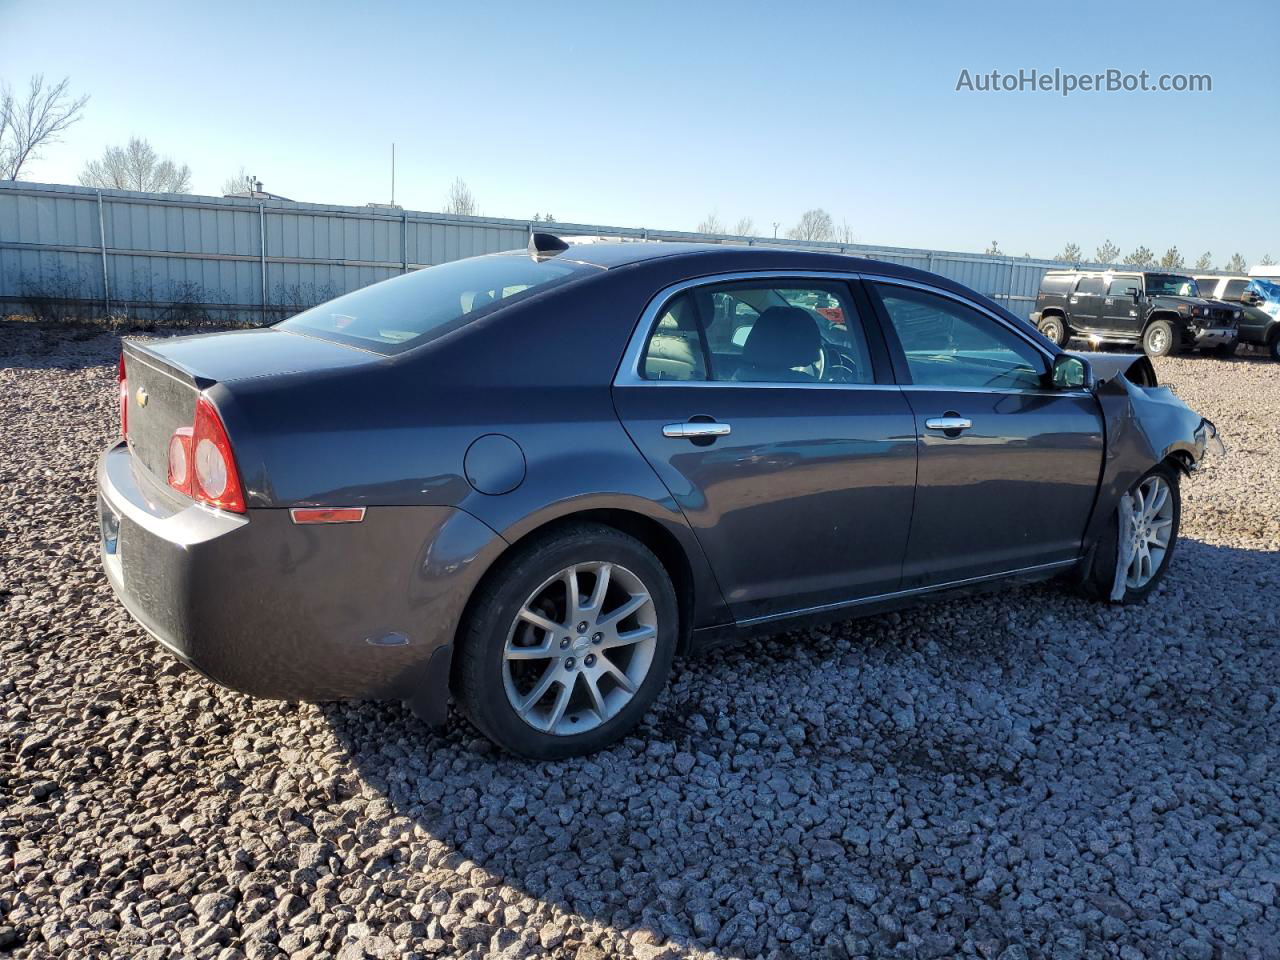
[278,254,588,354]
[1145,274,1200,297]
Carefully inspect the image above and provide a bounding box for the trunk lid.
[122,328,376,485]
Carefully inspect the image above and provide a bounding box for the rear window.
[278,254,587,354]
[1040,274,1075,293]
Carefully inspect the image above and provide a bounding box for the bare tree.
[733,217,756,237]
[1159,246,1185,270]
[1260,253,1276,266]
[80,137,191,192]
[1225,253,1248,273]
[0,74,89,180]
[788,208,834,242]
[985,240,1002,256]
[1123,246,1156,268]
[221,167,252,196]
[444,177,477,216]
[1095,239,1120,264]
[1055,243,1082,263]
[1193,251,1213,271]
[696,212,724,234]
[836,219,856,244]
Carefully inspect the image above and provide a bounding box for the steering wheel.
[820,344,855,383]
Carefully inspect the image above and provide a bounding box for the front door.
[866,280,1105,586]
[612,276,918,623]
[1101,274,1144,339]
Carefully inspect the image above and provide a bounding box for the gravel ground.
[2,321,1278,960]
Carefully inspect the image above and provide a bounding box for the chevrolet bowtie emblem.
[135,386,149,407]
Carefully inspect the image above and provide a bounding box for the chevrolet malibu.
[98,236,1218,757]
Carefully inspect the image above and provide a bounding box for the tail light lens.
[167,427,193,495]
[166,397,245,513]
[118,353,128,437]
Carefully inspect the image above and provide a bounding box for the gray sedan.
[98,236,1217,757]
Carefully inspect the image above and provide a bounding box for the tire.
[454,523,678,758]
[1269,331,1280,362]
[1038,314,1068,347]
[1084,464,1181,604]
[1142,319,1178,358]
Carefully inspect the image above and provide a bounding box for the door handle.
[925,416,972,432]
[663,422,731,439]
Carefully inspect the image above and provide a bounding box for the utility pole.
[772,222,780,239]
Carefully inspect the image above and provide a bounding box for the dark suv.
[1031,270,1241,357]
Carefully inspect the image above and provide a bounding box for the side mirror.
[1129,288,1141,301]
[1242,291,1261,305]
[1051,354,1092,391]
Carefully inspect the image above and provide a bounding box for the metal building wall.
[1,180,1076,323]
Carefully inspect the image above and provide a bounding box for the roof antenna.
[529,232,569,259]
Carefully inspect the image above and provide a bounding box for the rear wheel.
[454,524,678,758]
[1038,315,1068,346]
[1142,319,1178,357]
[1085,464,1181,603]
[1269,330,1280,362]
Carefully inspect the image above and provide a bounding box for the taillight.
[167,427,193,495]
[166,397,245,513]
[118,353,128,437]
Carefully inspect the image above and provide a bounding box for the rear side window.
[640,280,876,384]
[641,294,707,381]
[1075,276,1106,295]
[278,254,587,354]
[1040,274,1075,293]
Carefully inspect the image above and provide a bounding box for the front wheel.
[1038,315,1068,347]
[1207,341,1237,358]
[1142,320,1179,358]
[454,524,678,758]
[1085,465,1181,603]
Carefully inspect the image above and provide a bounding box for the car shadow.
[322,537,1280,959]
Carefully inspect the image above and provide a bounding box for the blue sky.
[3,0,1276,264]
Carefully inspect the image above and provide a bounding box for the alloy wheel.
[1147,326,1169,355]
[1125,474,1175,589]
[503,561,657,735]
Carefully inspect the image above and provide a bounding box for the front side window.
[640,279,875,384]
[1107,277,1140,297]
[872,283,1048,391]
[279,254,587,354]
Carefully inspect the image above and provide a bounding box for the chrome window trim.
[613,269,1069,392]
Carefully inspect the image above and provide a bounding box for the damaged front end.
[1073,353,1223,594]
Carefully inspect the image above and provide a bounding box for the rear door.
[1101,274,1144,339]
[612,275,918,623]
[1069,275,1105,329]
[865,279,1104,586]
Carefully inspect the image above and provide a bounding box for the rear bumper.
[97,442,506,703]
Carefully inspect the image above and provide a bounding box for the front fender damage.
[1083,373,1223,578]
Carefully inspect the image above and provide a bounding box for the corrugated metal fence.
[1,180,1080,324]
